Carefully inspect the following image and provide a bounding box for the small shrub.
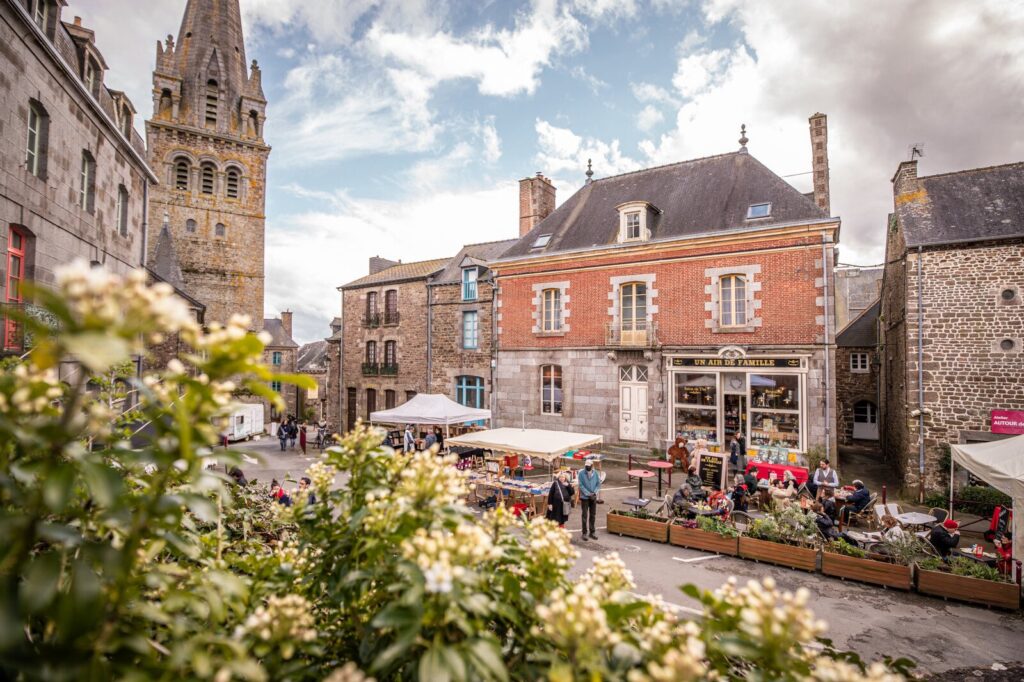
[826,539,867,558]
[879,535,931,566]
[746,506,818,546]
[918,556,1010,583]
[696,515,739,538]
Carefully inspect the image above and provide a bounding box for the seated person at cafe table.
[671,483,695,515]
[994,533,1013,575]
[685,466,703,493]
[812,502,859,547]
[880,514,906,541]
[838,480,871,523]
[808,459,839,499]
[820,487,838,521]
[743,466,759,495]
[928,518,961,559]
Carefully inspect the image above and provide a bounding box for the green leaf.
[466,639,509,682]
[80,460,123,507]
[64,332,130,373]
[20,553,62,612]
[370,631,417,674]
[43,464,76,513]
[418,646,451,682]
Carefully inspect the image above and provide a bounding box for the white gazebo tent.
[369,393,491,440]
[950,434,1023,571]
[445,427,603,463]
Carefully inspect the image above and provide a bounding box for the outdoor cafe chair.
[730,510,754,533]
[928,507,948,526]
[847,493,879,529]
[885,502,903,518]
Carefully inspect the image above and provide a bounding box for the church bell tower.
[146,0,269,327]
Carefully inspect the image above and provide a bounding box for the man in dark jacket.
[839,480,871,523]
[743,467,759,495]
[929,519,961,559]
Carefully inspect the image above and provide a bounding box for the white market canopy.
[369,393,491,426]
[446,427,603,462]
[950,434,1023,571]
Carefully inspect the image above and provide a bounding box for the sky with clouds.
[74,0,1024,343]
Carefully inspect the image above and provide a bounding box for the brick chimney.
[280,310,293,339]
[518,172,556,237]
[808,113,830,215]
[368,256,399,275]
[891,159,919,196]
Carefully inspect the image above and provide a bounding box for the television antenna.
[908,143,925,161]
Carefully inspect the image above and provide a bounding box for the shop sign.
[671,357,802,369]
[698,453,725,490]
[991,410,1024,435]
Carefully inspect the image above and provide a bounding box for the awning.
[950,434,1023,571]
[370,394,491,426]
[445,427,603,462]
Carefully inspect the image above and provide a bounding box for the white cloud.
[636,105,665,132]
[266,184,519,344]
[535,119,642,179]
[571,0,639,21]
[244,0,444,47]
[630,82,679,106]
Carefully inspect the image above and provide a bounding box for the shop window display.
[674,408,718,445]
[674,373,718,445]
[750,374,801,457]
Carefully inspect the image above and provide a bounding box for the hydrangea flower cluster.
[716,577,826,645]
[0,364,63,418]
[237,594,317,653]
[305,459,338,498]
[401,523,503,594]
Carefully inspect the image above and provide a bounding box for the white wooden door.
[853,400,879,440]
[619,366,649,442]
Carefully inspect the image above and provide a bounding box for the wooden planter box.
[821,552,912,590]
[669,524,739,555]
[916,566,1021,610]
[607,512,669,543]
[738,536,818,572]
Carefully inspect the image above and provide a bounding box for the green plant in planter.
[918,556,1009,582]
[613,507,665,521]
[825,539,867,558]
[878,536,932,566]
[747,506,818,546]
[697,515,739,538]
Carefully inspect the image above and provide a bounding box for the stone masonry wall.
[428,279,496,406]
[836,345,879,444]
[325,338,342,431]
[341,280,430,429]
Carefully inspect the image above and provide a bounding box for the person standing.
[278,422,287,451]
[299,421,307,455]
[577,460,601,540]
[288,418,298,450]
[545,472,574,528]
[810,459,839,499]
[403,424,415,453]
[423,429,437,451]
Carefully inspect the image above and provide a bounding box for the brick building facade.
[144,0,269,328]
[338,257,449,432]
[427,240,516,411]
[491,117,840,462]
[835,300,879,445]
[2,0,157,354]
[879,160,1024,491]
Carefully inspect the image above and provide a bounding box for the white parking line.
[672,555,723,564]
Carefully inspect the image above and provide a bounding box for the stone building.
[835,300,880,445]
[297,339,329,422]
[427,239,517,411]
[324,316,342,430]
[262,310,298,423]
[338,257,450,433]
[879,159,1024,492]
[144,0,269,328]
[491,116,840,462]
[834,265,882,331]
[2,1,157,354]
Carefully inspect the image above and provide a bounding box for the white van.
[225,403,264,442]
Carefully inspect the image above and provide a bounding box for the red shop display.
[745,461,809,485]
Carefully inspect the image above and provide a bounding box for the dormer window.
[31,0,49,34]
[462,267,478,301]
[746,202,771,219]
[84,60,96,97]
[532,234,551,249]
[616,201,655,243]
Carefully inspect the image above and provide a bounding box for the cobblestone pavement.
[231,436,1024,676]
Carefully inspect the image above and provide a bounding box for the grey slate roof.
[837,300,880,348]
[431,239,520,285]
[150,224,186,293]
[897,162,1024,248]
[297,340,328,371]
[501,151,830,259]
[262,318,298,348]
[341,258,451,289]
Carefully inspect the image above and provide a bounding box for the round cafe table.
[646,460,673,497]
[626,469,655,500]
[896,512,937,528]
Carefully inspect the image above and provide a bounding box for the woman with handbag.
[545,471,574,528]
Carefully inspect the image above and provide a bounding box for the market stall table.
[647,460,673,497]
[745,461,809,485]
[627,469,655,500]
[468,473,548,517]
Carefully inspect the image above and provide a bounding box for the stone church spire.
[145,0,270,327]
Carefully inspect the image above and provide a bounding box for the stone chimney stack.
[808,113,830,215]
[280,310,293,338]
[368,256,400,275]
[518,172,556,237]
[891,159,919,196]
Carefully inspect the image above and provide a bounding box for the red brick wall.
[497,236,825,348]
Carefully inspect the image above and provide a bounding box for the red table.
[745,462,809,485]
[626,469,655,499]
[646,460,673,497]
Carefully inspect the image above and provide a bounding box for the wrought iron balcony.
[605,321,659,348]
[362,362,380,376]
[380,363,399,376]
[383,311,400,326]
[363,313,381,328]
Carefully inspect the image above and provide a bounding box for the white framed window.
[616,201,652,243]
[32,0,48,34]
[462,311,479,350]
[620,281,647,343]
[79,151,95,213]
[626,212,641,239]
[541,365,562,415]
[541,288,561,332]
[532,234,551,249]
[84,60,96,97]
[850,352,869,373]
[747,202,771,219]
[116,185,129,236]
[462,267,478,301]
[719,275,747,327]
[26,101,45,177]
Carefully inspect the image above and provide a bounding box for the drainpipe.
[821,234,832,463]
[141,178,149,269]
[916,245,925,502]
[491,279,499,420]
[426,286,433,395]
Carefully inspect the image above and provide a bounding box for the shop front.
[667,350,809,465]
